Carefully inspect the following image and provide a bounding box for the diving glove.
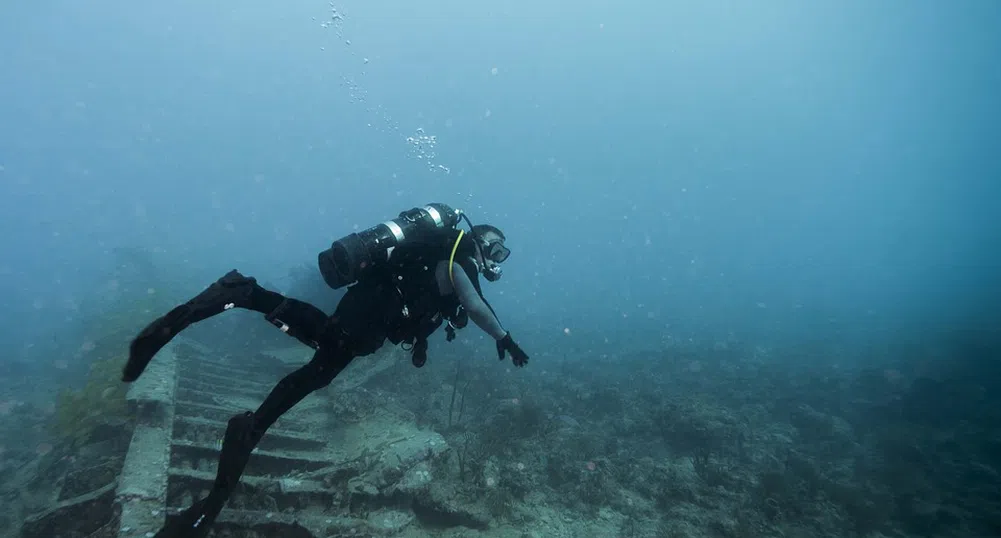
[496,332,529,367]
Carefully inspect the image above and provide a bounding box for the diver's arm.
[450,263,508,341]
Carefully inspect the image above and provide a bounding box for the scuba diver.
[120,203,529,538]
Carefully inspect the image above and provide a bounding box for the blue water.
[1,2,999,536]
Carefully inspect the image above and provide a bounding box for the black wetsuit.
[124,235,480,538]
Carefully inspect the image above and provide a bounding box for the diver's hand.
[496,332,529,367]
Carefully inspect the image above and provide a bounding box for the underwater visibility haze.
[0,1,999,537]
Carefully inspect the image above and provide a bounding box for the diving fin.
[122,270,257,382]
[153,497,220,538]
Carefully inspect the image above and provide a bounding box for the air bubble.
[318,4,450,174]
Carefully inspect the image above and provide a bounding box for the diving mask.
[484,241,510,264]
[481,239,509,282]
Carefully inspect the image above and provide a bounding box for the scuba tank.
[318,203,461,290]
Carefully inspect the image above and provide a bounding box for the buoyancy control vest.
[376,228,482,366]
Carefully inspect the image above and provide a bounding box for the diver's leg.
[123,270,329,382]
[154,345,354,538]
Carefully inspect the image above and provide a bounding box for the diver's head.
[471,224,509,282]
